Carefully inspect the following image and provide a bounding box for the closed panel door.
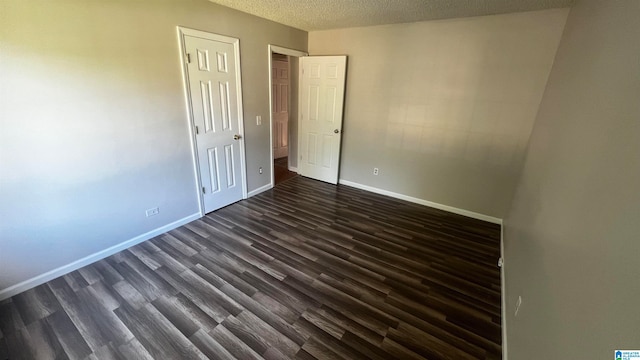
[299,56,347,184]
[184,34,244,213]
[272,59,289,159]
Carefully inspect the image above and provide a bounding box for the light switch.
[256,115,262,125]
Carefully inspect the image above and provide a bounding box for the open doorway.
[268,45,308,186]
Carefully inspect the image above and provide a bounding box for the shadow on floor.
[274,157,297,185]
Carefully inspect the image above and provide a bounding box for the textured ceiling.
[208,0,574,31]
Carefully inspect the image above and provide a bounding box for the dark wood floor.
[274,157,298,185]
[0,177,502,359]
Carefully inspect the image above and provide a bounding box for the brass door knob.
[334,129,340,134]
[233,134,241,140]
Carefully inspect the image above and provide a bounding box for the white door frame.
[268,45,308,189]
[177,26,248,216]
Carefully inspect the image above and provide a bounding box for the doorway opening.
[268,45,307,187]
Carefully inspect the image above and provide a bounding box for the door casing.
[177,26,248,216]
[272,58,290,160]
[268,45,308,189]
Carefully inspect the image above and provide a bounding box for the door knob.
[233,134,241,140]
[334,129,340,134]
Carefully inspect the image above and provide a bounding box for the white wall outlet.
[515,295,522,316]
[256,115,262,125]
[373,167,379,175]
[259,167,263,174]
[145,207,159,217]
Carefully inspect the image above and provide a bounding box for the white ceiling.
[208,0,574,31]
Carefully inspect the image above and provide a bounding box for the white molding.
[248,183,273,198]
[288,166,298,173]
[338,179,503,224]
[268,44,308,192]
[177,26,248,217]
[269,45,308,58]
[501,224,508,360]
[267,48,275,190]
[0,213,201,301]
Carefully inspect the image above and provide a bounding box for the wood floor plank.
[4,328,35,360]
[0,177,502,359]
[189,329,236,360]
[12,285,62,326]
[24,318,66,360]
[208,324,264,360]
[0,300,25,336]
[117,338,155,360]
[0,336,8,360]
[45,310,92,360]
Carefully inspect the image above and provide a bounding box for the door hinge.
[498,257,504,268]
[186,53,192,64]
[195,126,199,135]
[202,186,206,194]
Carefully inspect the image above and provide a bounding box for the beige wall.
[504,1,640,358]
[0,0,306,295]
[309,9,568,218]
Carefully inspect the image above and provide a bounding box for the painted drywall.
[503,1,640,358]
[0,0,306,295]
[309,9,568,218]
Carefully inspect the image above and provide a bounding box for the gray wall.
[0,0,306,295]
[308,10,568,218]
[504,1,640,358]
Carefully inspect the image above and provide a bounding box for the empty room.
[1,0,638,359]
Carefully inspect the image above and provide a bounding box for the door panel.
[272,60,289,159]
[184,34,244,213]
[298,56,347,184]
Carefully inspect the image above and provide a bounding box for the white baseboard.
[247,183,272,198]
[338,179,503,225]
[501,224,508,360]
[0,212,201,301]
[288,166,298,173]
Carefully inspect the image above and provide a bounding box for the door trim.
[268,45,308,190]
[177,26,248,216]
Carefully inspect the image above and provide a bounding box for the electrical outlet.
[515,296,522,316]
[256,115,262,125]
[259,167,263,174]
[145,207,159,217]
[373,167,379,175]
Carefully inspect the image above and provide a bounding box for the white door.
[182,31,245,213]
[272,59,289,159]
[298,56,347,184]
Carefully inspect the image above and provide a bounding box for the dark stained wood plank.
[0,336,8,360]
[189,329,236,360]
[114,303,206,359]
[12,284,62,326]
[0,300,25,336]
[3,329,35,360]
[45,310,92,360]
[117,338,154,360]
[208,324,264,360]
[24,319,66,360]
